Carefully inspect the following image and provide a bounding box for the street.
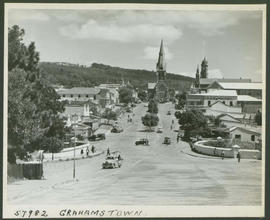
[7,103,262,205]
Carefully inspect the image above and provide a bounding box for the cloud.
[59,19,182,43]
[208,69,223,78]
[142,46,173,60]
[114,11,240,37]
[9,10,50,22]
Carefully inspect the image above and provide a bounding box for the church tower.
[200,57,208,78]
[156,39,166,82]
[195,65,200,88]
[154,40,169,103]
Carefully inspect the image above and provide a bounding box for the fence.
[8,162,43,180]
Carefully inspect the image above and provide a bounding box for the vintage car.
[102,152,123,169]
[88,133,106,141]
[156,127,163,133]
[163,137,171,145]
[135,138,149,146]
[111,127,124,133]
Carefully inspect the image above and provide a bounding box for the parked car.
[102,155,122,169]
[167,111,171,115]
[156,127,163,133]
[135,138,149,146]
[163,137,171,145]
[111,127,123,133]
[88,133,106,141]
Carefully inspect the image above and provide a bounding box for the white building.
[57,87,100,103]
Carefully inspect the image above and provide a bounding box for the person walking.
[80,149,84,157]
[107,147,110,156]
[237,152,241,163]
[91,145,95,154]
[177,134,180,143]
[86,147,89,156]
[221,150,225,160]
[213,148,217,156]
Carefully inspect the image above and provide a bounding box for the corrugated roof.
[229,126,261,135]
[58,87,100,95]
[237,95,262,102]
[200,78,252,85]
[219,82,262,90]
[192,90,237,97]
[148,83,156,89]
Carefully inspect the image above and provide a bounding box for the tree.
[102,109,117,123]
[119,87,133,104]
[138,89,147,101]
[8,25,66,157]
[141,113,159,131]
[175,92,186,110]
[175,109,208,140]
[255,110,262,126]
[148,99,158,113]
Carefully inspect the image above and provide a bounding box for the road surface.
[7,103,262,205]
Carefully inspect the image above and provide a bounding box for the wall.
[193,141,234,158]
[239,149,261,160]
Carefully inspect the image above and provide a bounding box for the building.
[147,40,169,103]
[57,87,100,103]
[187,90,238,108]
[229,126,261,143]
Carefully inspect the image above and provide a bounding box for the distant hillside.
[39,62,194,92]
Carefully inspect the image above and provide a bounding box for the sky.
[8,8,263,81]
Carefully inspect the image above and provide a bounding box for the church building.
[148,40,169,103]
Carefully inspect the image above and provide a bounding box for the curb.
[44,151,104,163]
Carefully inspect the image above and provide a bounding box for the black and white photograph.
[3,3,266,218]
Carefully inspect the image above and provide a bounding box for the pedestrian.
[221,150,225,160]
[177,135,180,143]
[170,125,173,130]
[172,119,174,124]
[237,152,241,163]
[81,149,84,156]
[91,145,95,154]
[107,147,110,156]
[86,147,89,156]
[213,148,216,156]
[118,154,122,161]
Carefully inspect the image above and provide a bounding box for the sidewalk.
[180,141,230,160]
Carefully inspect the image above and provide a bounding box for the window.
[78,94,81,98]
[94,95,96,100]
[86,95,89,98]
[62,95,65,98]
[208,100,211,106]
[251,135,255,141]
[230,101,233,106]
[223,101,225,104]
[70,95,73,98]
[235,134,241,140]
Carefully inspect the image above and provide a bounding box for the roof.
[58,87,100,95]
[237,95,262,102]
[229,126,261,135]
[218,114,241,122]
[200,78,252,85]
[192,90,237,97]
[219,82,262,90]
[148,83,156,89]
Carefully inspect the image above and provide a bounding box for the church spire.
[156,39,166,72]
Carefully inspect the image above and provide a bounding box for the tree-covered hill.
[39,62,194,92]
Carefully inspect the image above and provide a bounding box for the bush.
[8,148,17,164]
